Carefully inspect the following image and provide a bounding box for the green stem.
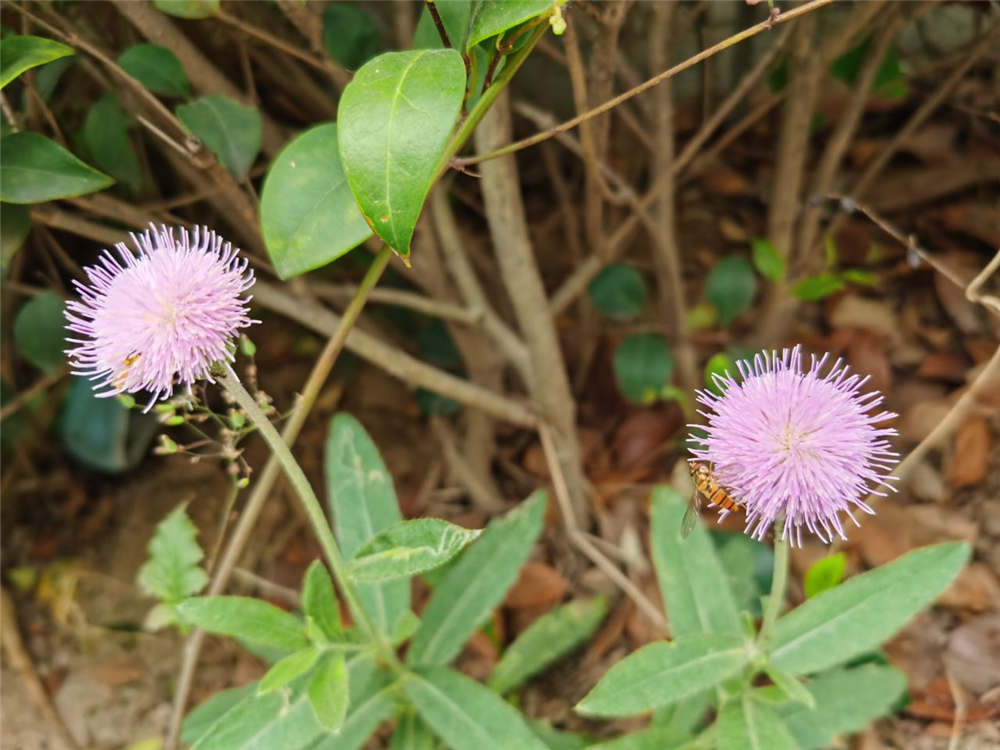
[758,528,789,646]
[218,365,401,670]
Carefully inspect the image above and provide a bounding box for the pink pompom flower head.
[688,345,899,547]
[65,224,257,410]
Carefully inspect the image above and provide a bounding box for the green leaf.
[792,273,844,302]
[650,689,714,737]
[586,726,691,749]
[614,334,673,404]
[413,2,473,50]
[309,651,350,731]
[764,666,815,708]
[841,267,879,287]
[117,44,191,98]
[350,519,481,583]
[488,596,607,695]
[407,492,547,666]
[0,132,113,203]
[82,93,143,194]
[1,202,30,275]
[391,609,421,645]
[154,0,219,19]
[338,49,466,256]
[803,553,846,599]
[824,234,838,269]
[466,1,552,50]
[577,634,749,717]
[322,5,380,69]
[35,55,76,102]
[777,664,906,749]
[714,532,773,619]
[405,666,549,750]
[60,376,156,473]
[587,264,646,320]
[706,256,757,326]
[260,123,372,278]
[750,237,786,281]
[258,647,320,694]
[302,561,341,641]
[717,695,797,750]
[177,596,308,652]
[650,487,742,639]
[390,711,440,750]
[526,719,590,750]
[182,654,391,750]
[176,95,261,179]
[703,352,736,395]
[0,35,74,89]
[325,413,409,636]
[14,290,64,374]
[137,503,208,605]
[770,542,970,675]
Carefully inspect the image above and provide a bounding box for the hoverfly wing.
[680,488,702,539]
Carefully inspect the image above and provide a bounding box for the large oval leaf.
[338,49,465,257]
[176,94,261,179]
[770,541,970,675]
[325,413,409,636]
[406,492,547,667]
[0,35,74,89]
[706,256,757,326]
[14,290,65,374]
[576,634,748,717]
[117,43,192,98]
[259,123,372,279]
[0,132,113,203]
[1,203,31,275]
[82,93,143,194]
[405,666,549,750]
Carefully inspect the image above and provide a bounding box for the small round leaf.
[587,264,646,320]
[706,256,757,326]
[614,334,674,404]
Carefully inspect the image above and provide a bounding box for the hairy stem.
[758,531,789,646]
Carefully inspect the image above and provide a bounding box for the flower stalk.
[758,529,789,647]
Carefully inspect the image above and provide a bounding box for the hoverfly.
[681,460,745,538]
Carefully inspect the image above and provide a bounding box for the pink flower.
[65,224,256,409]
[688,346,898,546]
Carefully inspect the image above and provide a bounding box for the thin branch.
[0,370,65,422]
[311,281,480,325]
[215,8,333,76]
[425,0,452,47]
[431,417,506,511]
[454,0,836,166]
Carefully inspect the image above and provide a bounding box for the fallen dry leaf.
[938,563,1000,612]
[944,613,1000,694]
[916,352,970,383]
[846,329,892,396]
[947,416,992,488]
[504,561,568,609]
[907,460,949,504]
[829,296,899,338]
[613,406,680,473]
[897,398,952,444]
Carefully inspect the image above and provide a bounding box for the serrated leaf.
[177,596,308,652]
[407,492,546,666]
[349,519,481,583]
[776,664,906,749]
[338,49,465,256]
[792,273,844,302]
[466,1,552,50]
[488,596,607,695]
[82,93,143,194]
[14,290,64,374]
[0,132,113,203]
[803,553,846,599]
[770,542,970,675]
[750,237,786,281]
[258,647,320,694]
[322,5,380,69]
[176,95,261,179]
[588,264,646,320]
[117,44,191,98]
[650,487,743,639]
[302,561,341,641]
[309,652,350,731]
[154,0,219,19]
[325,413,409,637]
[260,122,372,278]
[613,334,673,404]
[716,695,797,750]
[405,666,548,750]
[706,256,756,326]
[1,35,74,89]
[576,634,748,717]
[137,503,208,604]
